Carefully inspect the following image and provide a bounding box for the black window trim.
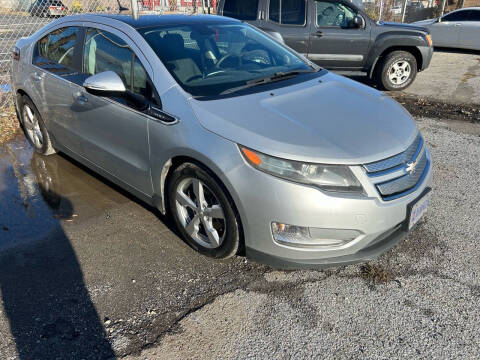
[267,0,308,27]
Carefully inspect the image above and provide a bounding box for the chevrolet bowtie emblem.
[406,160,417,174]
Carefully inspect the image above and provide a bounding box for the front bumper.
[226,147,433,269]
[247,220,407,269]
[418,45,433,71]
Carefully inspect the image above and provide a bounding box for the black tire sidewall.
[379,52,417,91]
[20,96,51,155]
[167,163,240,259]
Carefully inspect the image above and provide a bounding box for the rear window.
[35,26,78,69]
[223,0,258,20]
[269,0,306,25]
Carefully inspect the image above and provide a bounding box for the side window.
[442,10,470,22]
[268,0,306,25]
[316,1,356,28]
[83,28,157,104]
[468,10,480,21]
[34,27,79,71]
[223,0,258,20]
[269,0,280,22]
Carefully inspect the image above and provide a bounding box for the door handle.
[311,31,323,37]
[454,23,461,27]
[31,73,44,82]
[73,92,88,104]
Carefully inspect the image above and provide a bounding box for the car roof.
[91,14,240,29]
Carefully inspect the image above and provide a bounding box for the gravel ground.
[126,117,480,360]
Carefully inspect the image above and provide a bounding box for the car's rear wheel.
[167,162,240,259]
[20,96,56,155]
[375,51,417,91]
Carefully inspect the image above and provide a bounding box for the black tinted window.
[269,0,280,22]
[269,0,306,25]
[223,0,258,20]
[468,10,480,21]
[281,0,306,25]
[35,27,78,69]
[443,10,469,22]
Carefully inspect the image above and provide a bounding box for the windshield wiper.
[219,69,316,95]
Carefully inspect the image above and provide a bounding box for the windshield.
[139,22,314,97]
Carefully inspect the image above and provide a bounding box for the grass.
[0,104,20,144]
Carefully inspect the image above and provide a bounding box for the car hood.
[377,20,430,33]
[188,72,417,165]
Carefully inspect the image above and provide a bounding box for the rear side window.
[35,26,79,70]
[223,0,258,20]
[269,0,306,25]
[468,10,480,21]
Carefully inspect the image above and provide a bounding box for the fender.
[366,31,430,77]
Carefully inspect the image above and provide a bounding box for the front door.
[430,9,471,47]
[308,0,371,69]
[69,26,154,195]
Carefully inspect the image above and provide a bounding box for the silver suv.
[11,14,432,268]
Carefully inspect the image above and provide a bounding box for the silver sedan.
[414,7,480,51]
[11,14,432,268]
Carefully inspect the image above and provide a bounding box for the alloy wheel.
[175,177,226,249]
[23,104,43,149]
[388,60,411,86]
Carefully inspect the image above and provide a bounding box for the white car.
[414,7,480,51]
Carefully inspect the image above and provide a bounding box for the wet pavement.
[0,134,266,359]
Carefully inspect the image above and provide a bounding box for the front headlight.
[239,146,364,194]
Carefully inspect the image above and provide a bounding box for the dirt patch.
[0,105,20,144]
[391,93,480,123]
[360,263,394,284]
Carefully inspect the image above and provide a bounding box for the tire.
[167,162,241,259]
[19,95,56,155]
[374,51,417,91]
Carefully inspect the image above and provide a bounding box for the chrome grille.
[363,133,429,201]
[364,134,422,174]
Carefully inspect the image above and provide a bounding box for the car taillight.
[13,47,20,61]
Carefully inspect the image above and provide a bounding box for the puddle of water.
[0,135,129,249]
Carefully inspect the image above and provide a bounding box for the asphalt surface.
[0,114,479,359]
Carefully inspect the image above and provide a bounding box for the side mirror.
[83,71,126,93]
[436,17,441,23]
[352,15,365,29]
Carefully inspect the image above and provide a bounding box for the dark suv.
[217,0,433,90]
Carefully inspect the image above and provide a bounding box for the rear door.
[69,26,155,195]
[259,0,310,54]
[460,9,480,50]
[431,10,470,47]
[31,26,83,146]
[308,0,371,69]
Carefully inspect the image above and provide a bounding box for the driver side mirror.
[352,15,365,29]
[436,17,441,23]
[83,71,126,94]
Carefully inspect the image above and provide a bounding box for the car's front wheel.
[167,162,241,259]
[375,51,417,91]
[19,95,56,155]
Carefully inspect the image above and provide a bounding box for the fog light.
[271,222,361,248]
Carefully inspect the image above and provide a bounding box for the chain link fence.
[0,0,216,109]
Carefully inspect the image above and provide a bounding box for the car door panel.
[460,11,480,50]
[431,9,470,48]
[69,26,154,195]
[308,0,371,69]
